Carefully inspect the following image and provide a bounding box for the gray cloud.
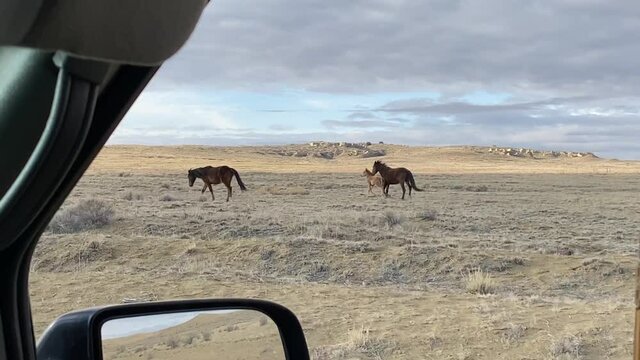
[156,0,640,96]
[378,96,599,115]
[322,119,406,129]
[347,112,378,120]
[118,1,640,159]
[268,124,294,131]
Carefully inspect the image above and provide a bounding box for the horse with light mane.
[362,168,385,195]
[187,165,247,202]
[371,160,423,199]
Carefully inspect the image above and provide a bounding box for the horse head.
[187,168,196,187]
[372,161,384,174]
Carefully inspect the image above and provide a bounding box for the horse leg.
[201,183,207,194]
[208,184,215,201]
[406,180,412,196]
[401,182,406,200]
[226,184,232,202]
[368,183,373,195]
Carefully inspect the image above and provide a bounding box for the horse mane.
[374,161,389,170]
[191,167,204,178]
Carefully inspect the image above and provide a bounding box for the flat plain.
[30,144,640,359]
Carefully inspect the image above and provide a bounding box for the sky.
[110,0,640,159]
[101,310,238,339]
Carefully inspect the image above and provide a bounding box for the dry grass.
[47,199,114,233]
[165,338,179,349]
[28,145,640,360]
[501,323,527,344]
[548,334,585,359]
[382,212,404,228]
[418,209,438,221]
[122,191,143,201]
[159,194,177,201]
[343,326,394,359]
[88,144,640,174]
[259,185,310,196]
[465,269,496,295]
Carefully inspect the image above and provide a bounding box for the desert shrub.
[262,186,310,196]
[502,323,527,344]
[418,209,438,221]
[465,269,496,295]
[133,345,147,353]
[466,185,489,192]
[159,194,176,202]
[122,191,143,201]
[78,239,114,263]
[47,200,114,233]
[508,256,526,266]
[345,326,393,358]
[165,338,179,349]
[311,347,333,360]
[305,261,331,282]
[382,212,404,228]
[224,324,239,332]
[182,243,199,256]
[180,333,197,346]
[31,238,115,272]
[549,334,584,359]
[311,346,348,360]
[379,260,405,284]
[489,257,526,272]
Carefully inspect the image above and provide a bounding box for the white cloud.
[125,91,240,130]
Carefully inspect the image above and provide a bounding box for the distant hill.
[91,144,640,175]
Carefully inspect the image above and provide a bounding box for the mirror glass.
[101,309,285,360]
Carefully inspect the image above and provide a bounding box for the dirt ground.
[29,144,640,359]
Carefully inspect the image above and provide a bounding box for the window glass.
[31,2,639,359]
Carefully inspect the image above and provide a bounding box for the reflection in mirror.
[101,309,285,360]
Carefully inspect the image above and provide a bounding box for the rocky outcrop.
[269,142,386,160]
[487,146,597,159]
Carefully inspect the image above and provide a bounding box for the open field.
[30,144,640,359]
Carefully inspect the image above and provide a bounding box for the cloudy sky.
[110,0,640,159]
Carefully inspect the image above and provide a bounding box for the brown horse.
[188,166,247,202]
[362,168,385,195]
[371,160,423,199]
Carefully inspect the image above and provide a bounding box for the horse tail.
[231,168,247,191]
[407,171,423,191]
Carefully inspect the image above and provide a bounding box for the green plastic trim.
[0,69,71,219]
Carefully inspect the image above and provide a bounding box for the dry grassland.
[30,144,640,359]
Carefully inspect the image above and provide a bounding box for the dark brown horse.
[371,160,423,199]
[188,166,247,202]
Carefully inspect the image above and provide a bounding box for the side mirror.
[37,298,310,360]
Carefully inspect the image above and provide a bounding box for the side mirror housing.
[37,298,310,360]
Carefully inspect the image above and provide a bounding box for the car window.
[30,2,639,359]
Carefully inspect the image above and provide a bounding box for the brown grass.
[465,269,496,295]
[29,145,640,359]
